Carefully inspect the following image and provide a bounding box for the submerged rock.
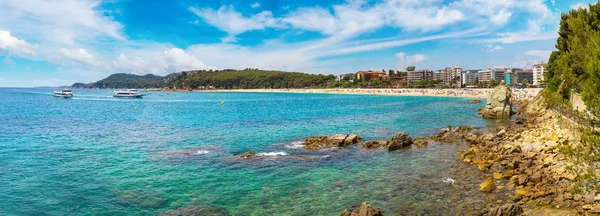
[340,202,383,216]
[470,99,482,104]
[481,81,513,119]
[303,134,362,150]
[114,190,167,209]
[413,138,429,148]
[362,140,387,149]
[386,132,413,151]
[477,203,523,216]
[159,205,230,216]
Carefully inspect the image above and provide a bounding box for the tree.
[406,66,416,72]
[388,69,395,76]
[522,78,530,86]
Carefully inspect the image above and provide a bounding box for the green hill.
[165,69,335,89]
[73,73,167,89]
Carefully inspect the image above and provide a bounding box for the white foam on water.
[442,177,455,184]
[285,141,304,149]
[196,150,210,155]
[257,152,288,157]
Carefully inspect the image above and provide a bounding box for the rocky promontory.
[481,81,512,119]
[303,134,362,150]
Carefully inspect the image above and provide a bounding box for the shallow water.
[0,88,503,215]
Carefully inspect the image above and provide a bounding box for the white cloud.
[189,5,281,42]
[3,56,15,66]
[484,44,504,52]
[0,30,36,56]
[396,52,427,69]
[251,2,260,8]
[58,48,100,66]
[525,50,552,60]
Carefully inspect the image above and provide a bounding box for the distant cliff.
[72,73,171,89]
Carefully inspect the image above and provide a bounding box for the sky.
[0,0,596,87]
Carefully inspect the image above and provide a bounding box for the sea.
[0,88,508,216]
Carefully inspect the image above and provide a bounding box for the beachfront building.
[356,70,389,81]
[478,69,493,83]
[439,66,462,87]
[532,62,548,86]
[512,69,534,85]
[433,71,444,82]
[478,68,509,83]
[462,71,478,86]
[407,69,433,85]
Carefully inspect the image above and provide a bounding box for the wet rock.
[159,205,230,216]
[470,99,482,104]
[493,172,503,180]
[481,81,512,119]
[303,134,363,150]
[480,178,495,192]
[430,126,473,143]
[481,203,524,216]
[386,132,413,151]
[237,152,257,158]
[115,190,167,209]
[340,202,382,216]
[413,138,428,148]
[362,140,387,149]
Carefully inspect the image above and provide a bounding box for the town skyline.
[0,0,593,87]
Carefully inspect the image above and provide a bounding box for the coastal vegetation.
[541,2,600,197]
[165,69,335,89]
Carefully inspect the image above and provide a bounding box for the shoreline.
[179,88,542,100]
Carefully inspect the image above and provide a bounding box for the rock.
[303,134,363,150]
[470,99,482,104]
[430,126,472,142]
[485,203,523,216]
[362,140,387,149]
[480,178,495,192]
[478,162,492,171]
[115,190,167,209]
[237,152,257,158]
[514,187,530,201]
[386,132,413,151]
[497,129,506,137]
[530,174,542,184]
[493,172,503,180]
[340,202,382,216]
[159,205,230,216]
[413,138,428,148]
[481,81,513,119]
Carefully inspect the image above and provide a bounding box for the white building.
[532,62,548,86]
[462,72,478,86]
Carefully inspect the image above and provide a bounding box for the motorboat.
[113,89,143,98]
[54,89,73,98]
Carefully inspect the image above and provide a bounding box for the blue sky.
[0,0,595,87]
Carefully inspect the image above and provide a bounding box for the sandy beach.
[193,88,542,100]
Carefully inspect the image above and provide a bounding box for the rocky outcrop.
[303,134,362,150]
[237,152,257,158]
[481,81,512,119]
[386,132,413,151]
[430,126,474,143]
[160,205,230,216]
[340,202,383,216]
[476,203,523,216]
[362,140,387,149]
[413,138,428,148]
[470,99,482,104]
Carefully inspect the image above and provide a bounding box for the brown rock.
[481,81,513,119]
[413,138,428,148]
[485,203,523,216]
[386,132,413,151]
[530,174,542,184]
[362,140,387,149]
[493,172,503,180]
[340,202,382,216]
[480,178,495,192]
[470,99,482,104]
[303,134,363,150]
[237,152,256,158]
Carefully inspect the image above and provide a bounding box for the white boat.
[113,89,143,98]
[54,89,73,98]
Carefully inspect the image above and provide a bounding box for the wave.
[285,141,304,149]
[196,150,210,155]
[256,152,288,157]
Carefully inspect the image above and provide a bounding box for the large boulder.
[303,134,362,150]
[340,202,383,216]
[430,126,473,143]
[386,132,413,151]
[481,81,512,119]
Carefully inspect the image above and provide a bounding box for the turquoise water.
[0,88,500,215]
